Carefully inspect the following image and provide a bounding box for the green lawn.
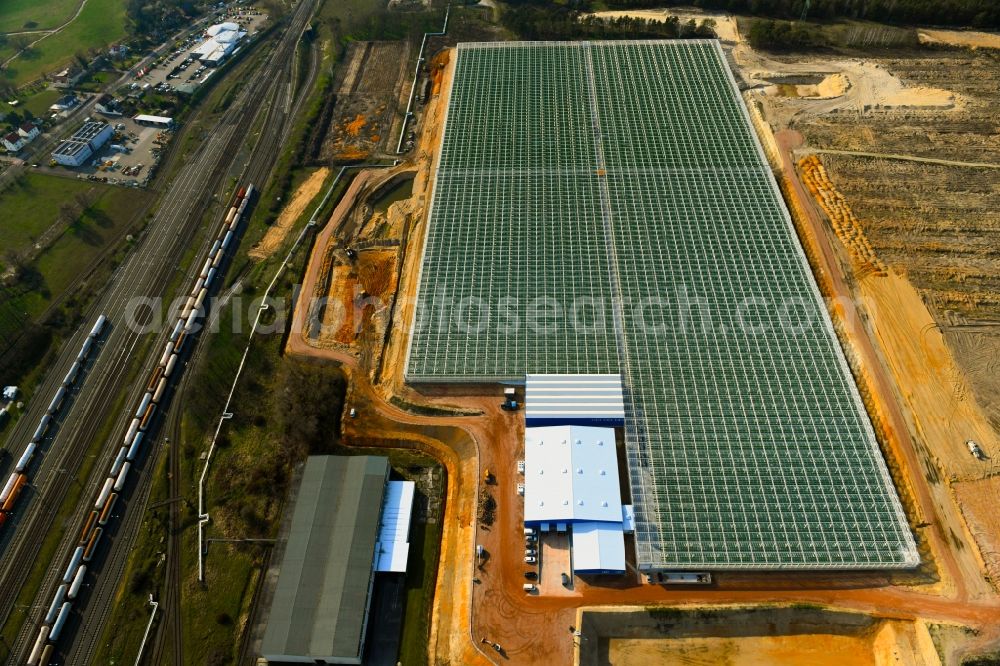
[0,173,151,339]
[0,173,110,251]
[1,88,62,118]
[0,0,80,33]
[1,0,127,87]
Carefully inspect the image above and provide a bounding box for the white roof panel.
[134,114,173,124]
[524,425,622,524]
[375,481,415,572]
[207,21,240,36]
[572,522,626,572]
[214,28,242,44]
[192,38,218,57]
[525,374,625,425]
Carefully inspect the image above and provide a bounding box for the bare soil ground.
[313,248,398,353]
[952,477,1000,584]
[767,72,850,99]
[858,273,999,479]
[918,29,1000,51]
[754,42,1000,605]
[819,157,1000,318]
[248,167,330,260]
[582,606,937,666]
[319,41,410,162]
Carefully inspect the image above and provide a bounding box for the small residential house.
[18,121,40,141]
[2,132,25,152]
[95,94,122,117]
[49,94,79,112]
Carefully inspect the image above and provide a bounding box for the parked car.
[524,571,537,580]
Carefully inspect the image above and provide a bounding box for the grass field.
[0,88,62,117]
[0,173,151,343]
[0,172,109,251]
[1,0,127,88]
[0,0,80,33]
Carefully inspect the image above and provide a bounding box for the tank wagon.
[28,184,254,660]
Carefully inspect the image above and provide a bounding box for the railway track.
[2,114,244,663]
[0,3,320,663]
[51,2,320,664]
[0,111,243,648]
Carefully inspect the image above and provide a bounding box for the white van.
[523,584,536,592]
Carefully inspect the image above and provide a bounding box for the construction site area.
[274,18,1000,666]
[317,41,414,162]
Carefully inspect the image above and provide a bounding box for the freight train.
[0,315,107,531]
[26,184,253,666]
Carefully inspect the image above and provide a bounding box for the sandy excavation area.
[580,606,938,666]
[766,73,850,99]
[752,41,1000,595]
[248,167,330,260]
[757,60,959,111]
[840,60,959,109]
[918,29,1000,50]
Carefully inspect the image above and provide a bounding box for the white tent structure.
[193,22,247,65]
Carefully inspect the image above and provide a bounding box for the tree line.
[602,0,1000,30]
[503,5,715,41]
[125,0,210,43]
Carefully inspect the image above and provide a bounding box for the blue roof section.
[572,522,626,573]
[525,374,625,427]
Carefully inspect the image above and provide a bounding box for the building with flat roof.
[524,425,627,574]
[193,21,247,66]
[134,114,173,128]
[260,456,414,665]
[525,374,625,427]
[572,522,626,573]
[51,120,113,167]
[523,425,622,525]
[375,480,415,572]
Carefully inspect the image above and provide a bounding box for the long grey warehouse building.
[260,456,398,665]
[405,40,918,572]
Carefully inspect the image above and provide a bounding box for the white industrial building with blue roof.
[523,375,630,574]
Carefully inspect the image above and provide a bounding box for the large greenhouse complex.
[405,40,918,571]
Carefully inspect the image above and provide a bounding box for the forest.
[602,0,1000,29]
[503,4,715,41]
